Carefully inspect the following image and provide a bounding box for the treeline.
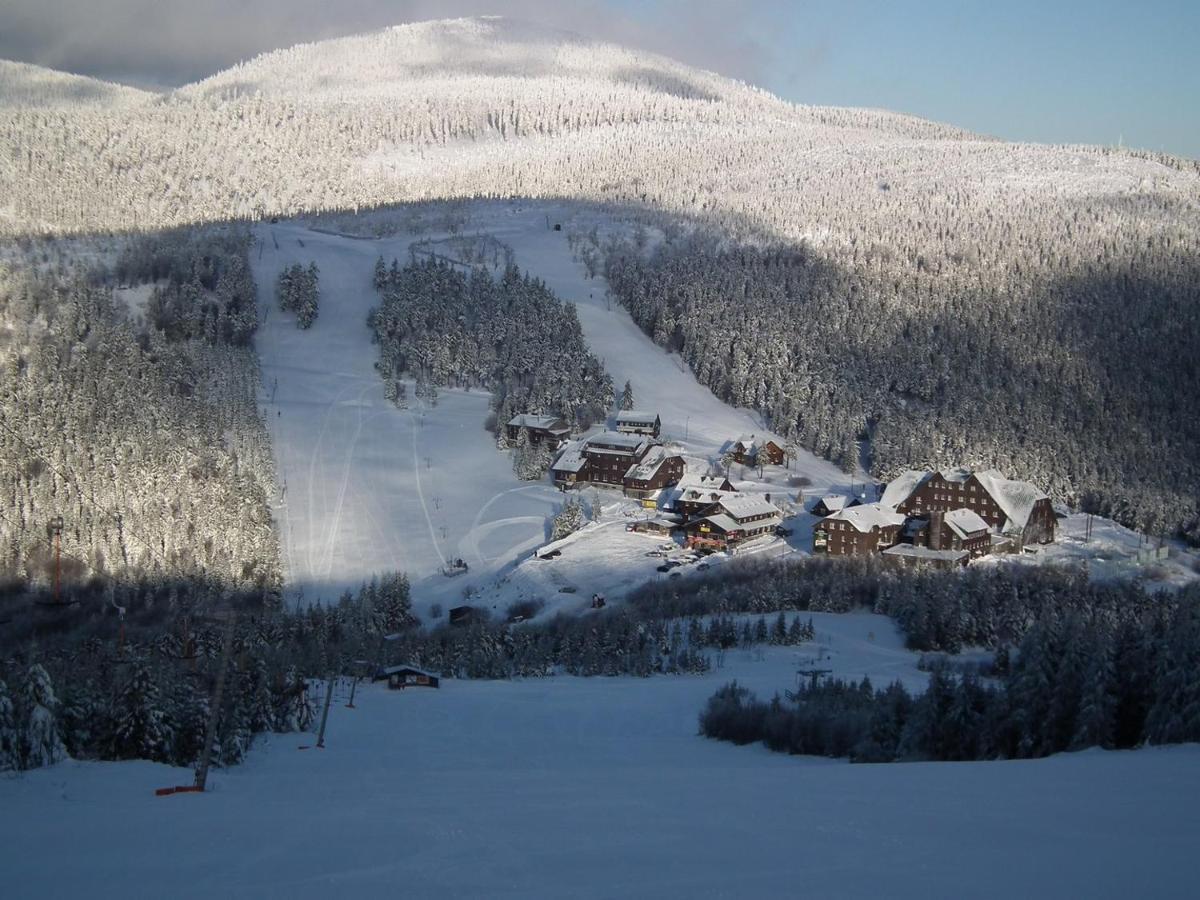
[276,262,320,329]
[700,597,1200,761]
[602,234,1200,544]
[369,257,613,435]
[0,229,282,623]
[626,555,1176,652]
[0,572,416,772]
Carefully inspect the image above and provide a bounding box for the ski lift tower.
[48,516,64,603]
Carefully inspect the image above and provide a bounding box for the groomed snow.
[252,201,863,613]
[2,611,1195,898]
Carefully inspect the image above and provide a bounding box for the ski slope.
[252,201,860,611]
[2,611,1196,899]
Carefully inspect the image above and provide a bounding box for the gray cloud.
[0,0,794,90]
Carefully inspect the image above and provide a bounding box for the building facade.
[615,411,661,437]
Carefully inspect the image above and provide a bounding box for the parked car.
[558,585,577,593]
[669,572,682,578]
[656,564,671,573]
[775,526,793,537]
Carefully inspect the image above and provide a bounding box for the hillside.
[2,15,1198,538]
[0,60,155,109]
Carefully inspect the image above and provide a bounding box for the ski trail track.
[252,201,868,612]
[251,219,561,610]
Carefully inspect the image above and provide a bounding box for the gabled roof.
[714,494,781,520]
[625,445,679,481]
[508,414,568,432]
[816,494,850,512]
[585,430,647,450]
[944,507,990,539]
[551,445,587,473]
[938,467,973,484]
[615,410,658,423]
[972,470,1049,533]
[379,664,437,678]
[880,470,933,509]
[824,503,907,534]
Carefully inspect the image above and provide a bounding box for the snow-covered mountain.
[7,15,1193,242]
[0,59,154,109]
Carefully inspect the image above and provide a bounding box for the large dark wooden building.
[622,446,686,499]
[506,414,570,449]
[683,494,782,551]
[551,431,683,496]
[666,474,737,519]
[812,503,907,557]
[881,467,1056,546]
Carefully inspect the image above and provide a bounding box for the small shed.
[374,665,440,689]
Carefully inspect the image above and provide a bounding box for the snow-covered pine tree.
[20,663,67,769]
[108,659,174,762]
[619,380,635,411]
[295,262,320,329]
[551,497,585,541]
[0,680,18,772]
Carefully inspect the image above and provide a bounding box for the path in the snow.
[251,218,562,609]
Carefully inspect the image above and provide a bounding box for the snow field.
[2,610,1196,898]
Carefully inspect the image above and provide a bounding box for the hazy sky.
[1,0,1196,158]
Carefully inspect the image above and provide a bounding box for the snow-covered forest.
[0,229,282,615]
[701,592,1200,762]
[601,231,1200,543]
[3,17,1196,533]
[369,256,613,437]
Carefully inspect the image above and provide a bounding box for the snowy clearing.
[2,610,1195,898]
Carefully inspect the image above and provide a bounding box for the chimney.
[929,511,944,550]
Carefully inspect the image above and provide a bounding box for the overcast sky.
[1,0,1196,158]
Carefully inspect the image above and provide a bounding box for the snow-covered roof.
[825,503,907,534]
[585,431,648,450]
[938,467,973,484]
[715,494,780,521]
[973,469,1048,533]
[378,664,437,678]
[615,410,658,423]
[816,494,849,512]
[625,445,678,481]
[551,445,587,473]
[880,470,932,509]
[693,513,742,533]
[881,545,968,563]
[508,414,568,432]
[944,507,989,539]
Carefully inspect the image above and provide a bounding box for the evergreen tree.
[20,663,67,769]
[109,659,174,762]
[0,680,18,772]
[552,497,585,541]
[619,380,635,411]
